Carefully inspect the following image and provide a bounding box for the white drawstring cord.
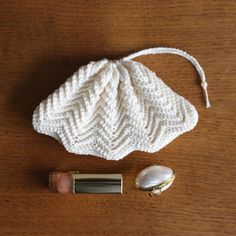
[123,47,211,108]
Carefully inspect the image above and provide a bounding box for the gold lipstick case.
[49,172,123,194]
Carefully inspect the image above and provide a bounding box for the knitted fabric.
[32,47,210,160]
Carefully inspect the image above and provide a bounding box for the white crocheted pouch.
[32,47,210,160]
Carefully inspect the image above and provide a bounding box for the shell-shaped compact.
[135,165,175,195]
[33,47,210,160]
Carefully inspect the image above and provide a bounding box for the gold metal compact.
[135,165,175,196]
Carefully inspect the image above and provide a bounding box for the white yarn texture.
[33,47,210,160]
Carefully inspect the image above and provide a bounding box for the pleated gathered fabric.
[32,47,210,160]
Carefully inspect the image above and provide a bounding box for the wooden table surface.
[0,1,235,235]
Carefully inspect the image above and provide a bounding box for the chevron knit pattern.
[32,54,199,160]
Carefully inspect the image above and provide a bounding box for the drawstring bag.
[32,47,210,160]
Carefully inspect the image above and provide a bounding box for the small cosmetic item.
[135,165,175,196]
[49,171,123,194]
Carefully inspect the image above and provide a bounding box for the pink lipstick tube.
[49,171,123,194]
